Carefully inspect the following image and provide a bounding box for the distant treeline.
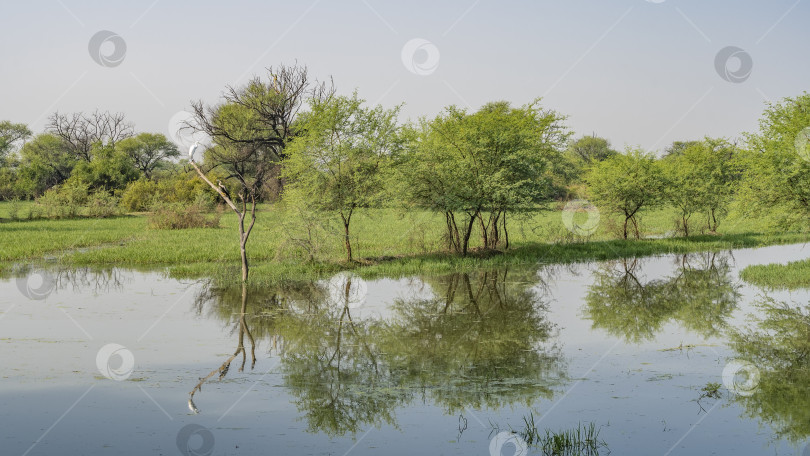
[1,63,808,262]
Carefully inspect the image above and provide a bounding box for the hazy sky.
[1,0,807,153]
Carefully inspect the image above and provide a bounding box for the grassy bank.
[740,258,810,290]
[1,201,807,284]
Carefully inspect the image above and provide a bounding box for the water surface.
[2,243,809,455]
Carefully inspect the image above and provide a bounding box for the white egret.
[188,141,199,162]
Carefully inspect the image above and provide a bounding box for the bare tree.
[46,110,134,161]
[186,63,331,282]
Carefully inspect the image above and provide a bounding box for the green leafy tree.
[585,148,663,239]
[15,133,77,198]
[115,133,179,179]
[567,135,617,164]
[740,93,810,227]
[283,93,403,262]
[661,138,739,235]
[188,63,327,282]
[69,145,139,191]
[399,100,568,254]
[663,140,701,158]
[0,120,31,165]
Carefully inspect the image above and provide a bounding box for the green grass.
[491,413,609,455]
[740,258,810,290]
[1,201,807,284]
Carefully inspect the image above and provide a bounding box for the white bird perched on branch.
[188,141,199,162]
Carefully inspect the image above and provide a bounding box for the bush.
[121,179,160,212]
[6,199,22,220]
[147,202,221,230]
[86,192,121,218]
[36,179,89,218]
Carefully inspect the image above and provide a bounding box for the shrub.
[36,179,89,218]
[147,202,221,230]
[121,179,160,212]
[86,192,121,218]
[6,199,22,220]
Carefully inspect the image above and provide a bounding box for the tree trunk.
[478,213,488,249]
[461,211,478,256]
[445,211,461,253]
[623,211,630,240]
[340,210,353,263]
[502,212,509,250]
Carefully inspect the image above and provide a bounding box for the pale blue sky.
[1,0,807,153]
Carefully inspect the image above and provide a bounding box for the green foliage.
[567,135,617,164]
[585,148,663,239]
[398,99,569,254]
[583,253,739,342]
[660,138,739,235]
[740,257,810,290]
[729,298,810,442]
[115,133,179,178]
[14,133,77,198]
[120,179,160,212]
[70,145,139,191]
[121,174,217,212]
[283,92,403,261]
[36,178,90,218]
[0,120,31,164]
[147,202,221,229]
[85,191,121,218]
[740,92,810,227]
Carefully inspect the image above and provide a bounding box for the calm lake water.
[2,243,810,455]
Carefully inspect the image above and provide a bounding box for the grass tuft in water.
[492,413,609,455]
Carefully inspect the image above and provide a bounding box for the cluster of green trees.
[0,111,221,218]
[2,62,809,278]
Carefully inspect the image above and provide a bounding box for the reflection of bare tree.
[6,264,134,295]
[55,267,131,295]
[188,283,256,414]
[194,268,566,436]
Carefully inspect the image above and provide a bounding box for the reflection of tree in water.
[379,269,565,414]
[729,298,810,442]
[584,252,739,342]
[188,283,257,414]
[192,268,565,436]
[4,264,134,295]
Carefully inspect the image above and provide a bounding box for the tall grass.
[0,201,806,283]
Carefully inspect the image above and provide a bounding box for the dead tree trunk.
[190,161,256,282]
